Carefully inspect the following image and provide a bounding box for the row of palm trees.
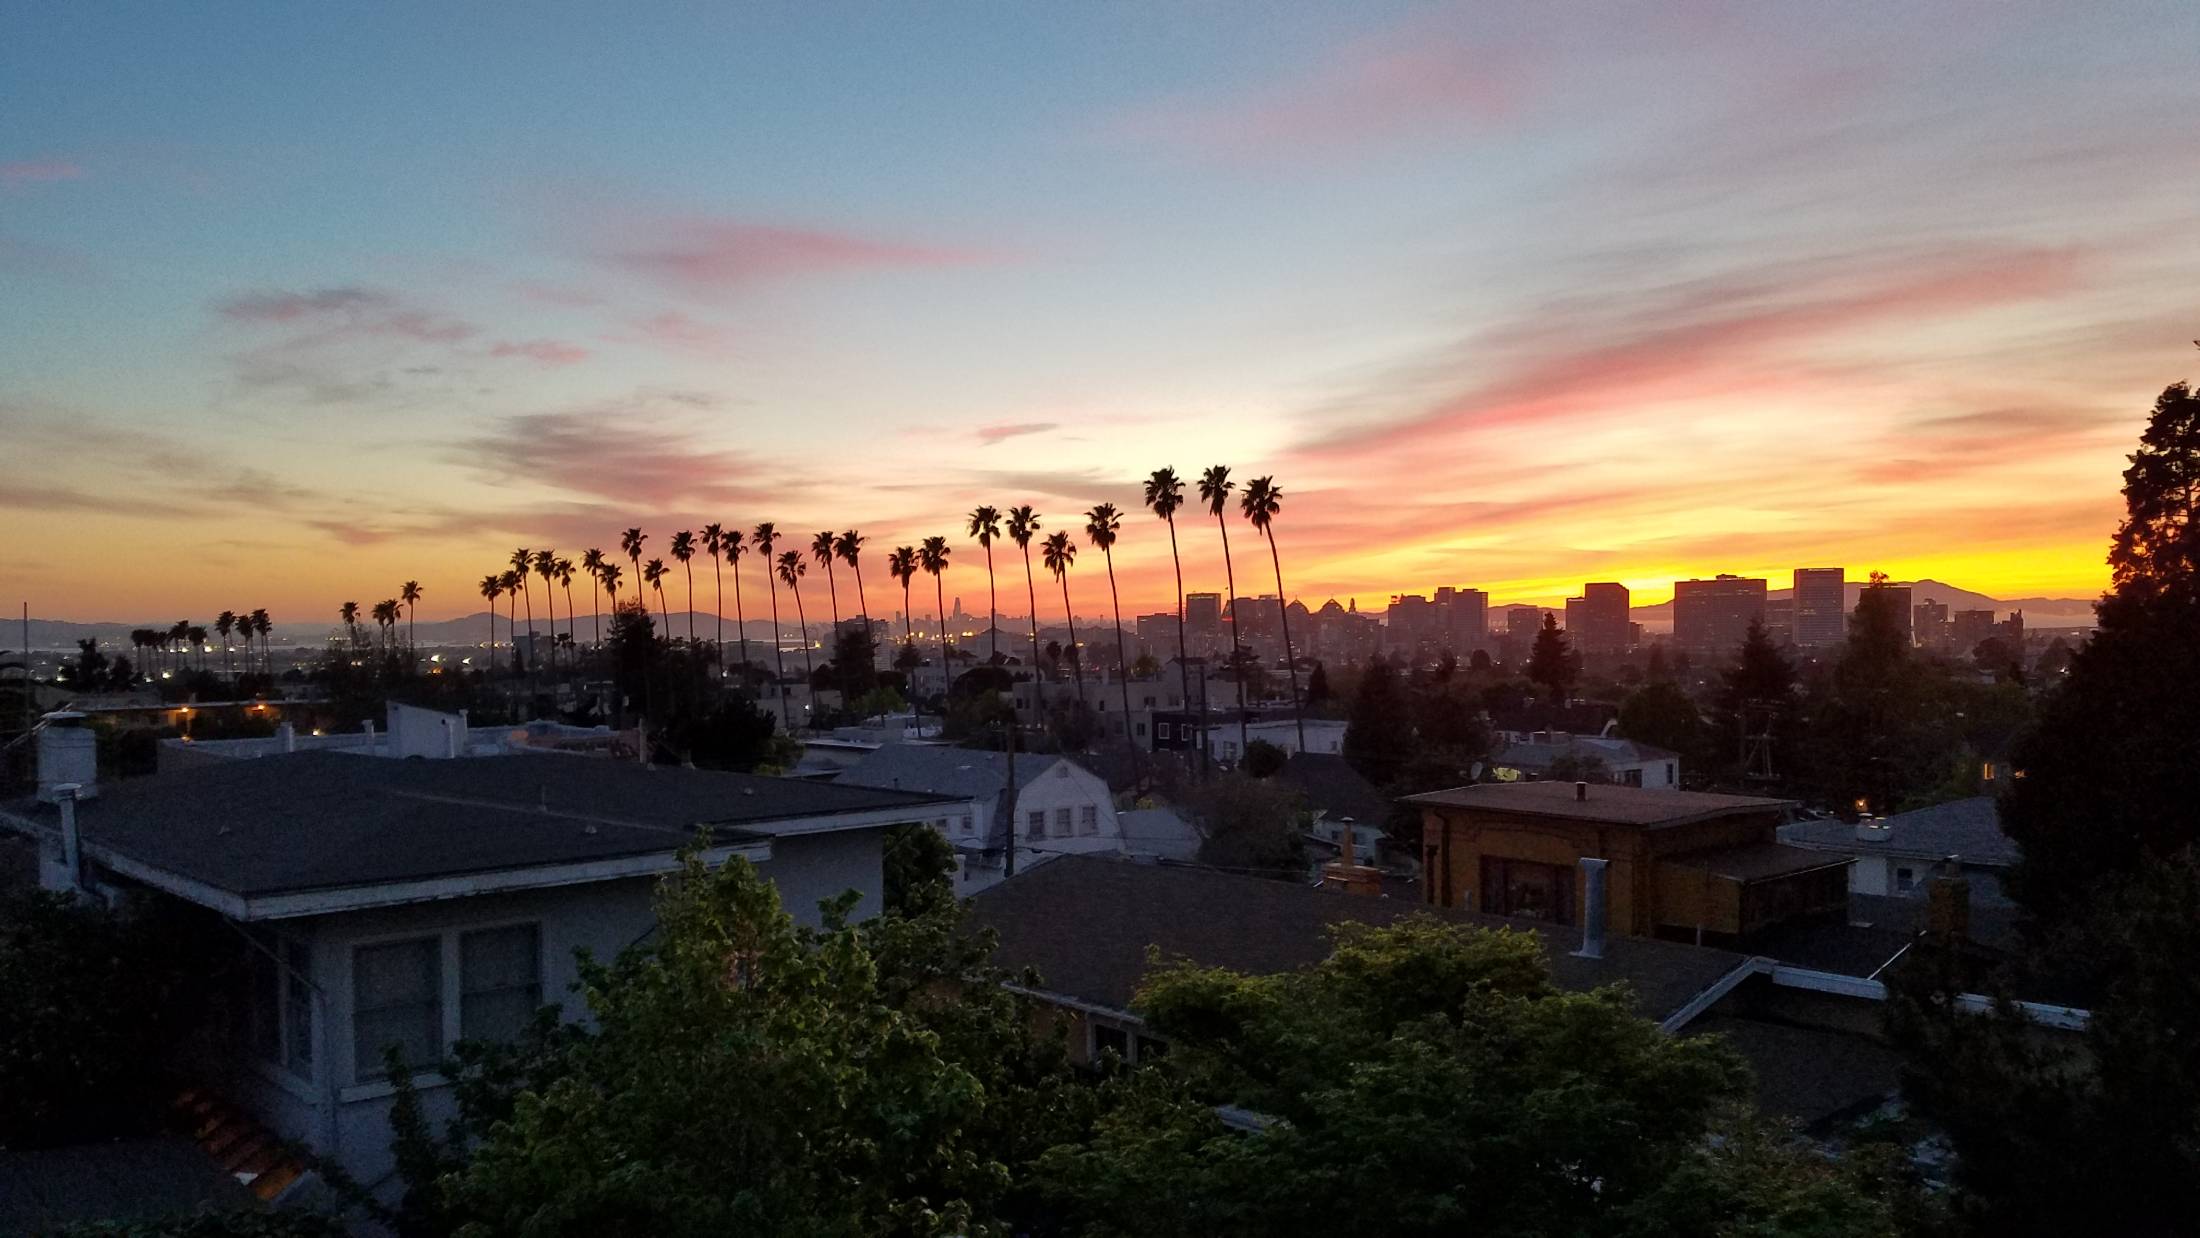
[458,464,1304,747]
[335,582,424,665]
[126,609,277,685]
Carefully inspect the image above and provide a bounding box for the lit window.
[354,938,443,1082]
[460,925,541,1045]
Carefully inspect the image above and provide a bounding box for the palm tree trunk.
[407,608,416,664]
[561,581,576,682]
[683,563,696,645]
[1264,529,1305,751]
[519,580,536,688]
[542,582,557,679]
[1103,547,1133,743]
[985,544,997,666]
[851,561,870,671]
[1021,547,1041,712]
[509,595,520,675]
[589,576,602,648]
[900,583,916,723]
[792,583,814,711]
[764,572,789,730]
[712,556,724,675]
[486,605,495,675]
[1216,513,1249,754]
[732,558,749,684]
[1059,574,1084,704]
[1165,515,1202,775]
[822,561,840,640]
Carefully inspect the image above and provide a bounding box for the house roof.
[1493,734,1681,770]
[1783,796,2017,866]
[0,751,959,919]
[835,743,1069,801]
[965,854,1749,1024]
[1663,842,1850,883]
[1115,807,1201,862]
[1402,780,1792,828]
[1270,752,1389,825]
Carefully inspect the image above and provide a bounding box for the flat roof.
[1403,780,1792,828]
[1664,842,1851,883]
[0,752,961,917]
[965,855,1749,1025]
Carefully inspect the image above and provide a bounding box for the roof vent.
[36,712,98,804]
[1574,781,1588,802]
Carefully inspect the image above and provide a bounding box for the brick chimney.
[1320,816,1383,897]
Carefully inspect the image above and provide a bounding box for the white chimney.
[442,716,462,759]
[1574,856,1608,959]
[36,712,98,803]
[277,721,297,753]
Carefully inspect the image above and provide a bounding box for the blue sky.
[5,2,2197,621]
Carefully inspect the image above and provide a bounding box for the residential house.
[1780,797,2017,904]
[1487,730,1681,789]
[1,720,966,1205]
[833,744,1124,892]
[1405,781,1844,948]
[1270,752,1398,869]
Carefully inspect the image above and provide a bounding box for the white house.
[1487,730,1681,789]
[1780,797,2017,904]
[0,717,970,1209]
[833,744,1124,892]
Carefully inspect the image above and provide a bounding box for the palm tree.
[250,609,272,678]
[478,575,502,671]
[1145,467,1198,760]
[643,558,669,628]
[372,599,399,661]
[701,525,726,668]
[499,571,524,673]
[754,523,788,723]
[776,550,814,712]
[888,547,915,668]
[919,536,952,674]
[966,506,1003,666]
[1007,506,1043,702]
[509,548,536,680]
[835,529,869,640]
[1042,530,1083,703]
[670,530,697,645]
[215,610,236,682]
[1241,475,1305,751]
[580,548,607,647]
[339,601,361,652]
[723,527,750,681]
[554,558,576,680]
[598,562,623,621]
[1085,502,1134,737]
[532,550,559,676]
[620,528,647,588]
[187,625,207,674]
[1199,465,1250,753]
[400,580,423,660]
[810,530,841,639]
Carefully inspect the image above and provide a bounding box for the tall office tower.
[1951,609,1997,650]
[1450,587,1489,651]
[1672,574,1768,656]
[1505,605,1543,638]
[1387,594,1434,649]
[1792,568,1846,648]
[1913,599,1951,651]
[1184,592,1221,652]
[1563,582,1632,654]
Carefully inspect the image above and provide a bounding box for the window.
[1665,763,1676,786]
[958,814,974,835]
[1224,741,1239,760]
[1079,805,1099,836]
[1136,722,1147,738]
[354,938,442,1081]
[1156,722,1171,741]
[1621,768,1644,788]
[460,925,541,1045]
[1027,810,1045,838]
[1895,866,1916,893]
[1054,807,1073,837]
[244,933,312,1078]
[1093,1022,1131,1062]
[1480,857,1575,925]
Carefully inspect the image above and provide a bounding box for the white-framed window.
[1027,810,1045,838]
[353,938,443,1082]
[958,814,974,835]
[1054,807,1072,837]
[1224,741,1239,760]
[1157,722,1171,740]
[460,925,542,1045]
[1079,805,1099,836]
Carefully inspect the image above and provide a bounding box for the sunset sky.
[5,3,2197,625]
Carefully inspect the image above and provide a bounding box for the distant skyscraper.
[1952,609,1997,651]
[1505,605,1543,638]
[1185,592,1221,652]
[1673,575,1768,655]
[1913,599,1950,651]
[1450,588,1489,650]
[1563,582,1632,654]
[1792,568,1846,648]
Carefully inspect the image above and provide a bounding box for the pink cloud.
[976,421,1059,445]
[490,339,590,367]
[1107,16,1517,160]
[606,310,740,356]
[1,159,85,186]
[511,280,606,308]
[608,220,993,294]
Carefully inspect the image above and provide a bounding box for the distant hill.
[5,611,819,652]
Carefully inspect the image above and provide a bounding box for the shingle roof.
[1,751,957,902]
[1784,796,2016,866]
[1402,780,1791,827]
[1115,807,1202,862]
[835,744,1066,801]
[1271,752,1389,825]
[1663,842,1850,882]
[965,854,1749,1023]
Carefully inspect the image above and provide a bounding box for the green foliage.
[1187,772,1305,876]
[0,890,213,1148]
[1618,679,1709,776]
[1341,653,1412,786]
[883,822,957,918]
[1526,613,1578,704]
[1042,917,1894,1238]
[2107,381,2200,593]
[1237,738,1287,778]
[398,850,1087,1238]
[1707,618,1796,785]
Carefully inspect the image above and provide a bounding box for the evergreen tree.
[1525,614,1578,704]
[1342,654,1414,787]
[1708,618,1795,786]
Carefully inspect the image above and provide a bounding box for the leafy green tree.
[1525,614,1578,704]
[403,851,1085,1238]
[1042,917,1899,1238]
[1187,772,1305,876]
[35,1212,351,1237]
[1342,653,1413,787]
[883,822,957,918]
[1238,738,1288,778]
[1617,678,1708,776]
[1707,618,1796,787]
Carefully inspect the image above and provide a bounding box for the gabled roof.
[965,854,1748,1024]
[835,743,1073,801]
[1783,797,2017,866]
[1403,780,1791,828]
[0,751,958,919]
[1271,752,1389,825]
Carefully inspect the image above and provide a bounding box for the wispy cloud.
[449,397,796,510]
[489,339,590,367]
[605,310,740,357]
[1,159,85,187]
[975,421,1058,446]
[606,219,994,296]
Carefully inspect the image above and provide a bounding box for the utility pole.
[1000,710,1018,879]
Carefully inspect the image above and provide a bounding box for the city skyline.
[8,4,2198,621]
